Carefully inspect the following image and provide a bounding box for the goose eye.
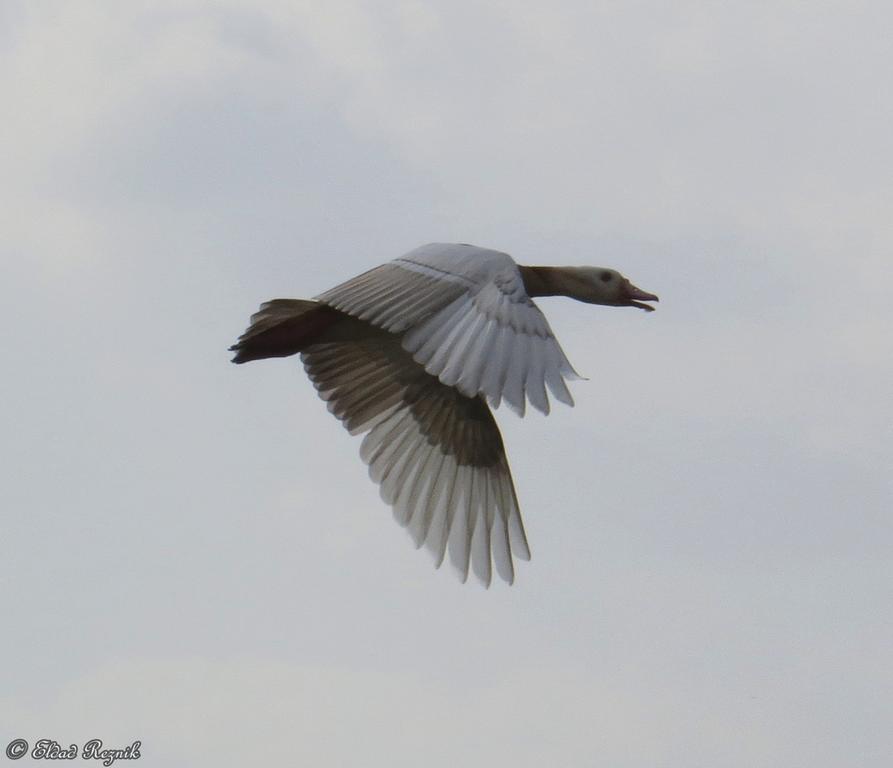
[599,271,613,283]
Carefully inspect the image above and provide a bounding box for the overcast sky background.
[1,2,891,766]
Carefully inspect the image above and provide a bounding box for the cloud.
[1,3,891,767]
[0,655,790,767]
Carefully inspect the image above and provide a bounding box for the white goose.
[231,243,658,586]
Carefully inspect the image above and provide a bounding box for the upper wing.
[315,243,580,416]
[301,319,530,586]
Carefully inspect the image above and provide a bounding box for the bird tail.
[229,299,341,364]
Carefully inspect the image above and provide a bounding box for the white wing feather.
[301,323,530,586]
[317,243,580,415]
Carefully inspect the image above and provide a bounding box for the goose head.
[522,266,659,310]
[574,267,660,311]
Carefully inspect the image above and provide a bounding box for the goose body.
[231,243,658,585]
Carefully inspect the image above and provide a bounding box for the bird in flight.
[231,243,658,586]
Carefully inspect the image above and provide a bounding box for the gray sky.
[1,2,891,766]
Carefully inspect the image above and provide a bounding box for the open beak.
[624,281,660,312]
